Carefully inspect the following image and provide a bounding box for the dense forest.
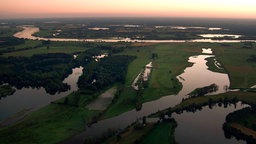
[78,55,136,92]
[0,53,74,94]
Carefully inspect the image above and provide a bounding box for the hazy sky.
[1,0,256,19]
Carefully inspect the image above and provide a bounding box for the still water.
[173,102,247,144]
[0,66,83,120]
[4,27,249,143]
[63,54,235,144]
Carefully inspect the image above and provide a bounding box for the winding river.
[63,53,237,144]
[0,27,250,143]
[173,103,247,144]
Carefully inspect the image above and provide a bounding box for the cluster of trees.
[0,53,74,94]
[160,97,239,117]
[78,55,136,92]
[223,107,256,144]
[225,107,256,130]
[0,37,25,47]
[223,122,256,144]
[188,84,218,98]
[0,84,15,99]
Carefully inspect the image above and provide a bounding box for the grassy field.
[0,40,41,52]
[103,43,202,118]
[213,43,256,88]
[101,87,137,119]
[0,100,100,144]
[104,123,155,144]
[140,121,176,144]
[4,46,87,57]
[3,40,90,57]
[142,43,200,101]
[119,44,155,86]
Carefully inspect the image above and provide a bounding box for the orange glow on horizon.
[1,0,256,19]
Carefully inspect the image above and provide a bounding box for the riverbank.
[213,43,256,88]
[0,90,102,144]
[101,43,200,119]
[151,91,256,117]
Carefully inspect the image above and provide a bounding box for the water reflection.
[173,102,247,144]
[13,26,256,43]
[64,54,230,144]
[0,66,83,120]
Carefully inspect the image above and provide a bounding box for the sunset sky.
[1,0,256,19]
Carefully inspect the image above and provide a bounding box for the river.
[173,102,247,144]
[63,53,239,144]
[4,26,249,143]
[13,26,256,43]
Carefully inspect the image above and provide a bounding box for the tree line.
[0,53,75,94]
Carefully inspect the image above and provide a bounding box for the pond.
[0,66,83,121]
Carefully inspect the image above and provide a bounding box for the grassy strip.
[4,45,88,57]
[103,43,204,119]
[152,91,256,117]
[104,123,155,144]
[0,93,100,144]
[140,120,177,144]
[104,120,177,144]
[101,87,137,119]
[213,43,256,88]
[205,57,226,73]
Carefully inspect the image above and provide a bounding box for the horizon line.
[1,16,256,20]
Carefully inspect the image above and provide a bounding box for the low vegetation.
[213,43,256,88]
[140,119,177,144]
[0,104,100,144]
[103,119,177,144]
[205,57,226,73]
